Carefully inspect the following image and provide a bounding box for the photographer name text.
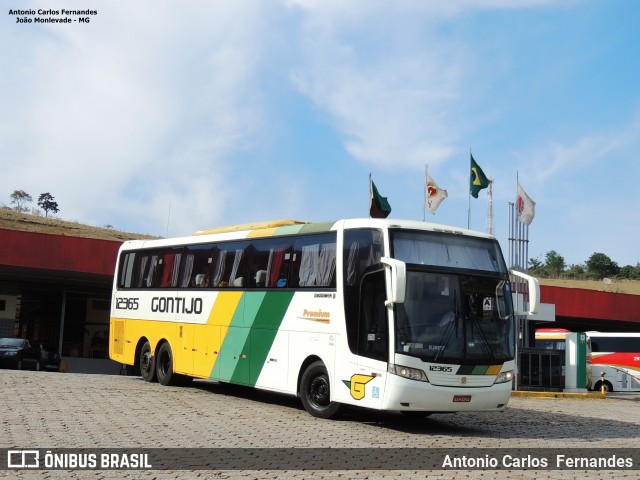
[9,9,97,24]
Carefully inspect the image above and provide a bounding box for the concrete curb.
[511,390,606,399]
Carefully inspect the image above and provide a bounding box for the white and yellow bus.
[110,218,538,418]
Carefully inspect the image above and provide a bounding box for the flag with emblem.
[425,170,448,214]
[517,180,536,225]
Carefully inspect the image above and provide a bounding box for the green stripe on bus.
[298,222,335,234]
[234,291,295,385]
[456,365,475,375]
[272,221,335,237]
[472,365,489,375]
[456,365,491,375]
[273,224,308,236]
[216,291,295,385]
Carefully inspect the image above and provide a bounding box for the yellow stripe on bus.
[207,291,243,327]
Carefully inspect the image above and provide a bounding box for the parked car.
[34,342,62,372]
[0,338,41,370]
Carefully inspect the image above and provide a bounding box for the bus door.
[352,268,389,409]
[618,369,628,390]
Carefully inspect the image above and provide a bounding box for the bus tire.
[299,361,342,419]
[156,342,178,386]
[139,341,157,383]
[594,380,614,393]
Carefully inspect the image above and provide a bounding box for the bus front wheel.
[299,361,342,419]
[594,380,614,393]
[139,341,157,383]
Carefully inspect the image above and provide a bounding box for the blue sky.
[2,0,639,268]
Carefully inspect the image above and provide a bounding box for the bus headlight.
[494,370,514,384]
[388,364,429,382]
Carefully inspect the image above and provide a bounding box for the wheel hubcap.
[141,352,152,373]
[310,376,330,406]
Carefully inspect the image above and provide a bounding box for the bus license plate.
[453,395,472,403]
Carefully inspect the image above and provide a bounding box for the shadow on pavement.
[188,379,638,441]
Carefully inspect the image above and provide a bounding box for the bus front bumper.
[382,373,512,412]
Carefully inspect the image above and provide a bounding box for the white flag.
[517,181,535,225]
[426,175,448,214]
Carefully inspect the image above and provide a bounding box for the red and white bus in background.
[587,331,640,392]
[535,329,640,392]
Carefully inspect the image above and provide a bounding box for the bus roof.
[119,218,497,251]
[192,219,311,236]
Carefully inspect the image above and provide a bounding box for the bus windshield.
[392,230,507,274]
[394,271,514,364]
[390,230,513,364]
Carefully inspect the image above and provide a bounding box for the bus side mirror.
[509,269,540,315]
[381,257,406,307]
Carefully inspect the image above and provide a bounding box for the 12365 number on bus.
[116,298,139,310]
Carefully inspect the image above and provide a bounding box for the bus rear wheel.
[156,342,178,386]
[139,341,157,383]
[299,361,342,419]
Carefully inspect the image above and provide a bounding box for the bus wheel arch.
[298,358,342,419]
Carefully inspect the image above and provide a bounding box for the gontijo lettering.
[151,297,203,314]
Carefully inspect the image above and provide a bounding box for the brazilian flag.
[470,154,490,198]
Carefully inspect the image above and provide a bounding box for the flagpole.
[424,165,427,221]
[467,149,472,229]
[368,173,372,218]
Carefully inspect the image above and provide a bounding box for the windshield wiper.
[433,290,458,363]
[471,314,495,362]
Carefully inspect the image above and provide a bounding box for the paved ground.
[1,370,639,479]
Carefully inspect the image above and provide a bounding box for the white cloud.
[287,3,466,170]
[286,0,570,171]
[0,0,273,235]
[526,113,640,183]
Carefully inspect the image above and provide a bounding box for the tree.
[566,263,586,279]
[544,250,566,277]
[586,252,619,280]
[10,190,32,212]
[37,193,59,217]
[528,257,544,275]
[618,264,640,280]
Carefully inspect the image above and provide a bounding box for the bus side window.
[118,252,136,289]
[133,254,153,288]
[212,242,249,288]
[248,239,292,288]
[289,233,337,288]
[157,248,183,288]
[179,244,215,288]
